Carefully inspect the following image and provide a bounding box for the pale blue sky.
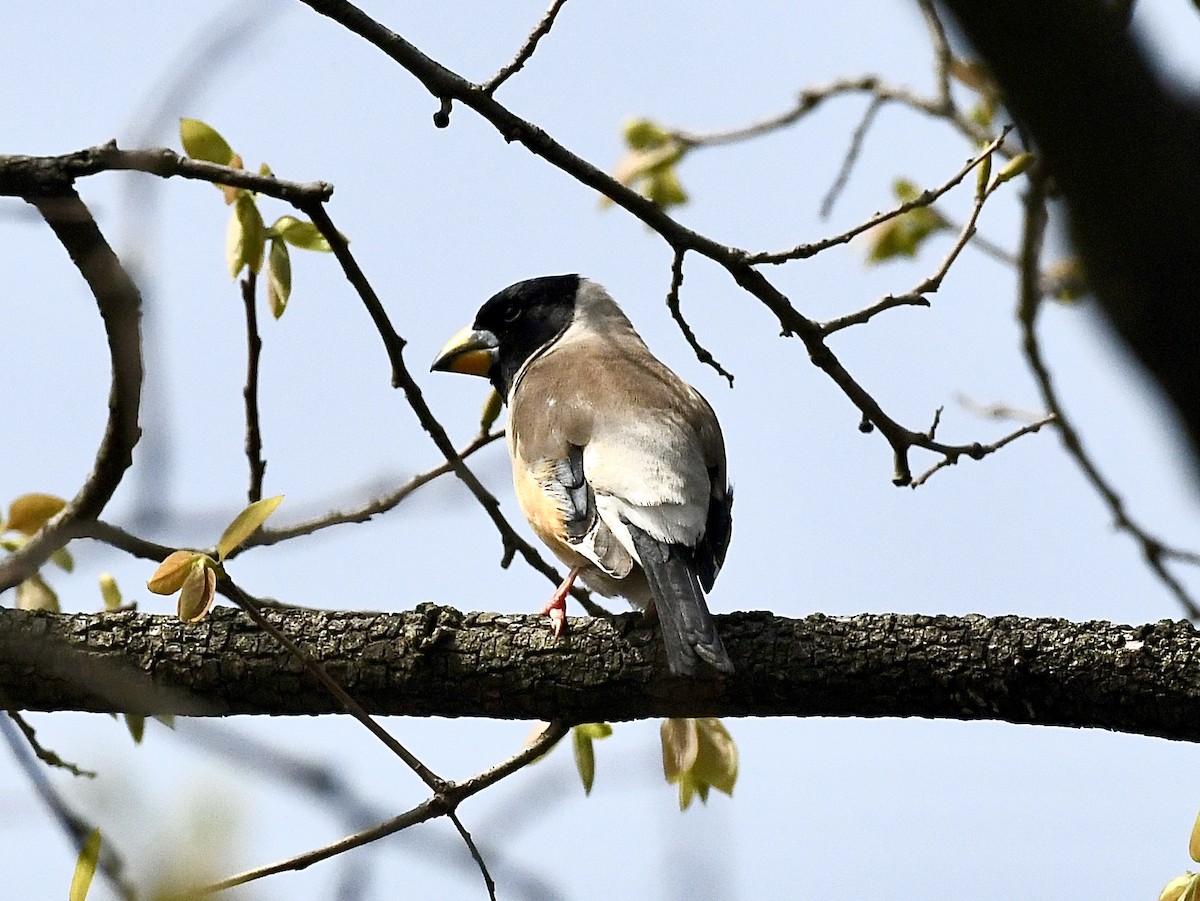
[4,2,1200,898]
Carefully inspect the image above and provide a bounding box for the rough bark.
[2,606,1198,740]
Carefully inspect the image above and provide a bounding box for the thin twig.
[0,190,144,592]
[750,127,1010,265]
[918,0,954,110]
[4,709,95,778]
[240,272,267,503]
[664,249,733,386]
[820,96,884,218]
[482,0,570,95]
[0,713,138,901]
[0,143,332,205]
[242,430,504,550]
[219,579,448,791]
[448,813,495,900]
[292,0,1036,487]
[181,721,569,898]
[910,415,1056,487]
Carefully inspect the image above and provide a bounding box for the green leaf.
[147,550,206,595]
[608,140,688,209]
[571,723,612,795]
[124,714,146,745]
[866,206,946,264]
[892,177,921,204]
[644,166,688,208]
[660,718,737,811]
[217,495,284,561]
[98,573,122,611]
[267,238,291,319]
[178,559,217,623]
[17,574,59,613]
[480,388,504,433]
[227,193,265,278]
[623,118,672,150]
[270,216,333,252]
[180,118,235,166]
[50,546,74,573]
[5,492,67,534]
[993,152,1034,187]
[68,828,101,901]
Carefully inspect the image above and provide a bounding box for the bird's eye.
[503,307,522,323]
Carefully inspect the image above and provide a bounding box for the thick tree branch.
[2,606,1198,741]
[0,189,144,591]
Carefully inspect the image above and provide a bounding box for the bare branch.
[910,414,1056,487]
[240,272,267,503]
[0,189,144,592]
[749,127,1009,266]
[182,721,569,898]
[0,142,332,205]
[819,96,885,218]
[664,249,734,386]
[482,0,571,95]
[3,709,95,778]
[0,714,138,901]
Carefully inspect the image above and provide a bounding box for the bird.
[431,275,733,677]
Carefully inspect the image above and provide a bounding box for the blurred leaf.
[571,723,612,795]
[5,492,67,534]
[98,572,122,611]
[892,177,922,205]
[968,98,995,131]
[267,238,291,319]
[270,215,333,252]
[180,118,234,166]
[17,574,59,612]
[609,140,688,209]
[258,161,273,178]
[155,714,177,730]
[69,828,101,901]
[217,495,283,561]
[148,550,205,596]
[227,193,265,278]
[124,714,146,745]
[949,58,994,93]
[480,388,504,433]
[866,206,946,263]
[178,559,217,623]
[220,153,244,206]
[661,717,737,811]
[993,152,1034,187]
[623,118,672,150]
[50,546,74,573]
[644,167,688,208]
[1043,257,1088,303]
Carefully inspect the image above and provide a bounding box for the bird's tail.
[625,521,733,677]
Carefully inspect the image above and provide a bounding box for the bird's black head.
[478,274,582,394]
[431,274,581,397]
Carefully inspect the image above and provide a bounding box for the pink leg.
[539,566,582,640]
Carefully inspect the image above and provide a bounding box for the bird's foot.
[540,566,582,640]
